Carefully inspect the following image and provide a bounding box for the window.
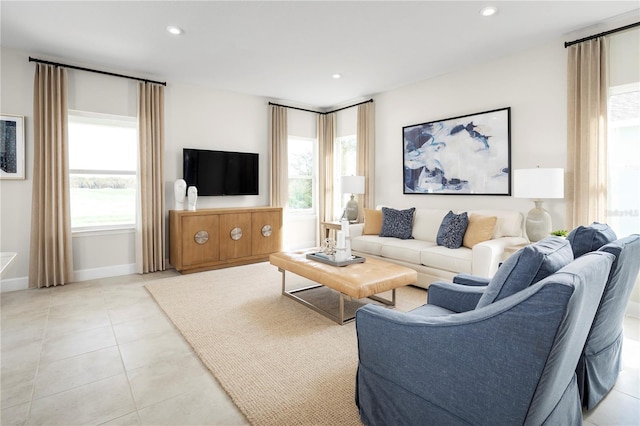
[68,112,137,230]
[607,84,640,236]
[287,137,316,212]
[334,135,357,219]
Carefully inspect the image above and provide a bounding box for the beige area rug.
[145,261,427,426]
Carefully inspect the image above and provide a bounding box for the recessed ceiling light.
[332,73,342,79]
[166,25,184,35]
[479,6,498,17]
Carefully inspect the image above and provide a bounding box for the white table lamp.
[341,176,365,222]
[514,168,564,242]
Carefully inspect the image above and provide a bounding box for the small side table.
[321,221,343,239]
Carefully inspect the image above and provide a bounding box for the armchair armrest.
[452,273,491,286]
[426,281,485,312]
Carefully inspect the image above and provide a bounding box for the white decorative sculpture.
[187,186,198,211]
[174,179,187,210]
[341,218,352,259]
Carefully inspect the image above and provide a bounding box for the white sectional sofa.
[349,208,528,289]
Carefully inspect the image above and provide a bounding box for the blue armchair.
[576,234,640,409]
[355,251,615,426]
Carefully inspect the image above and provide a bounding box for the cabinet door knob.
[230,227,243,241]
[194,230,209,244]
[261,224,272,237]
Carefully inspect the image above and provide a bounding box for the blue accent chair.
[576,234,640,409]
[355,251,615,426]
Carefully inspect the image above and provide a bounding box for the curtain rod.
[268,98,373,115]
[564,21,640,48]
[28,57,167,86]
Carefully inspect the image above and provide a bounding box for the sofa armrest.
[427,281,485,312]
[349,223,364,238]
[453,274,491,286]
[471,236,529,277]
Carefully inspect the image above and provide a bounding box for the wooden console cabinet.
[169,207,282,273]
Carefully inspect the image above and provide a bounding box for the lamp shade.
[341,176,365,195]
[513,168,564,199]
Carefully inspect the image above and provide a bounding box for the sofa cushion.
[463,214,497,248]
[363,208,383,235]
[470,209,524,238]
[351,235,386,256]
[567,222,617,258]
[380,239,437,264]
[412,209,450,242]
[476,237,573,308]
[436,211,469,249]
[379,207,415,240]
[420,245,473,274]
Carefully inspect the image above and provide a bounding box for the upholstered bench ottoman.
[270,250,417,324]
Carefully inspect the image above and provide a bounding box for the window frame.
[67,110,138,232]
[287,136,317,215]
[606,82,640,236]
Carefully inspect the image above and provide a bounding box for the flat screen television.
[183,148,259,196]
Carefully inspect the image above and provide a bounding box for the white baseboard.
[0,263,137,293]
[72,263,137,282]
[0,276,29,292]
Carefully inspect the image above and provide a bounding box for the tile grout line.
[24,287,54,424]
[102,277,144,426]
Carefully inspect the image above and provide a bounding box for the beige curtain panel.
[357,102,375,215]
[136,81,166,274]
[318,113,336,223]
[29,63,73,288]
[566,38,609,228]
[269,105,288,208]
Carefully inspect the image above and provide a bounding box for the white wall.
[610,28,640,87]
[164,83,269,210]
[336,107,357,137]
[373,39,567,230]
[0,48,35,290]
[0,47,271,290]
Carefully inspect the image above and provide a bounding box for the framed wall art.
[403,107,511,195]
[1,114,25,180]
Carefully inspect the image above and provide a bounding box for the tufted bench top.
[269,250,417,299]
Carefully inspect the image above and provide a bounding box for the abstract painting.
[0,114,25,180]
[403,107,511,195]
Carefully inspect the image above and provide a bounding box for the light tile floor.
[1,270,639,425]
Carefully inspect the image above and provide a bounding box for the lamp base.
[345,195,359,222]
[526,200,552,242]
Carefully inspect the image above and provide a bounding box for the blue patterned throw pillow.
[437,211,469,249]
[379,207,415,240]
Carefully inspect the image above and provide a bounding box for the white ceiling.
[2,1,638,109]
